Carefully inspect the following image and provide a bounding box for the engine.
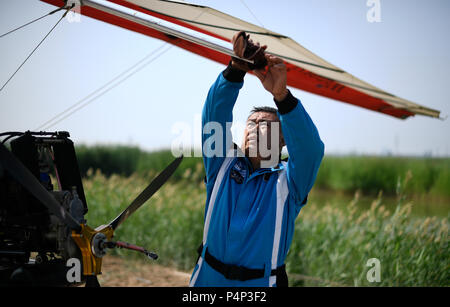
[0,131,87,286]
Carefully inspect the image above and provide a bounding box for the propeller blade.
[107,155,183,230]
[0,143,81,231]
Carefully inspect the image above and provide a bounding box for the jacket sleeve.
[276,90,325,206]
[202,63,245,185]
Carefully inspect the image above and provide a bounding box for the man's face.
[241,111,285,168]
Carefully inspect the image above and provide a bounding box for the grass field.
[76,146,450,199]
[82,165,449,286]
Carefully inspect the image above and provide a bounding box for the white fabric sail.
[41,0,441,119]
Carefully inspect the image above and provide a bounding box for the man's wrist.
[273,89,298,115]
[223,60,247,83]
[273,88,289,102]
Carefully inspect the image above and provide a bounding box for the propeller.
[0,142,183,285]
[107,155,183,230]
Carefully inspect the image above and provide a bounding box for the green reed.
[83,168,448,286]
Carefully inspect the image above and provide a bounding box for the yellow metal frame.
[71,224,114,276]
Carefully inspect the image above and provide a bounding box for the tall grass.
[76,145,142,177]
[314,155,450,197]
[76,146,204,182]
[83,169,449,286]
[288,195,449,286]
[75,146,450,199]
[83,170,205,271]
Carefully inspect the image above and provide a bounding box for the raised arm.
[202,64,245,185]
[254,55,324,205]
[278,93,324,205]
[202,32,267,184]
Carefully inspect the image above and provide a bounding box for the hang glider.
[40,0,440,119]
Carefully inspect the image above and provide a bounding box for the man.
[189,32,324,287]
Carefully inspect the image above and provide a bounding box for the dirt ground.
[97,256,192,287]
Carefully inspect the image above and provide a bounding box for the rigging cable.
[36,43,173,131]
[36,7,207,130]
[151,2,410,104]
[135,4,347,74]
[239,0,265,28]
[0,6,67,39]
[0,5,73,93]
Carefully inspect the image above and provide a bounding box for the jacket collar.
[233,143,285,174]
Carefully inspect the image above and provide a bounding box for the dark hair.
[249,106,278,117]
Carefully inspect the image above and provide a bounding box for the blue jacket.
[190,65,324,287]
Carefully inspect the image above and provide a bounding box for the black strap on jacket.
[201,246,286,283]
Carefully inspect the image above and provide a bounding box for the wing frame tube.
[81,0,253,64]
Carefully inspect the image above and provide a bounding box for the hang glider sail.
[40,0,440,119]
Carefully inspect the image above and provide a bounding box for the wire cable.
[35,43,169,130]
[137,5,288,39]
[0,6,67,39]
[136,4,351,75]
[239,0,265,28]
[36,8,206,131]
[0,8,71,93]
[36,43,173,131]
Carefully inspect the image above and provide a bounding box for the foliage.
[83,170,449,286]
[75,146,450,198]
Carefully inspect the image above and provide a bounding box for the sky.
[0,0,449,157]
